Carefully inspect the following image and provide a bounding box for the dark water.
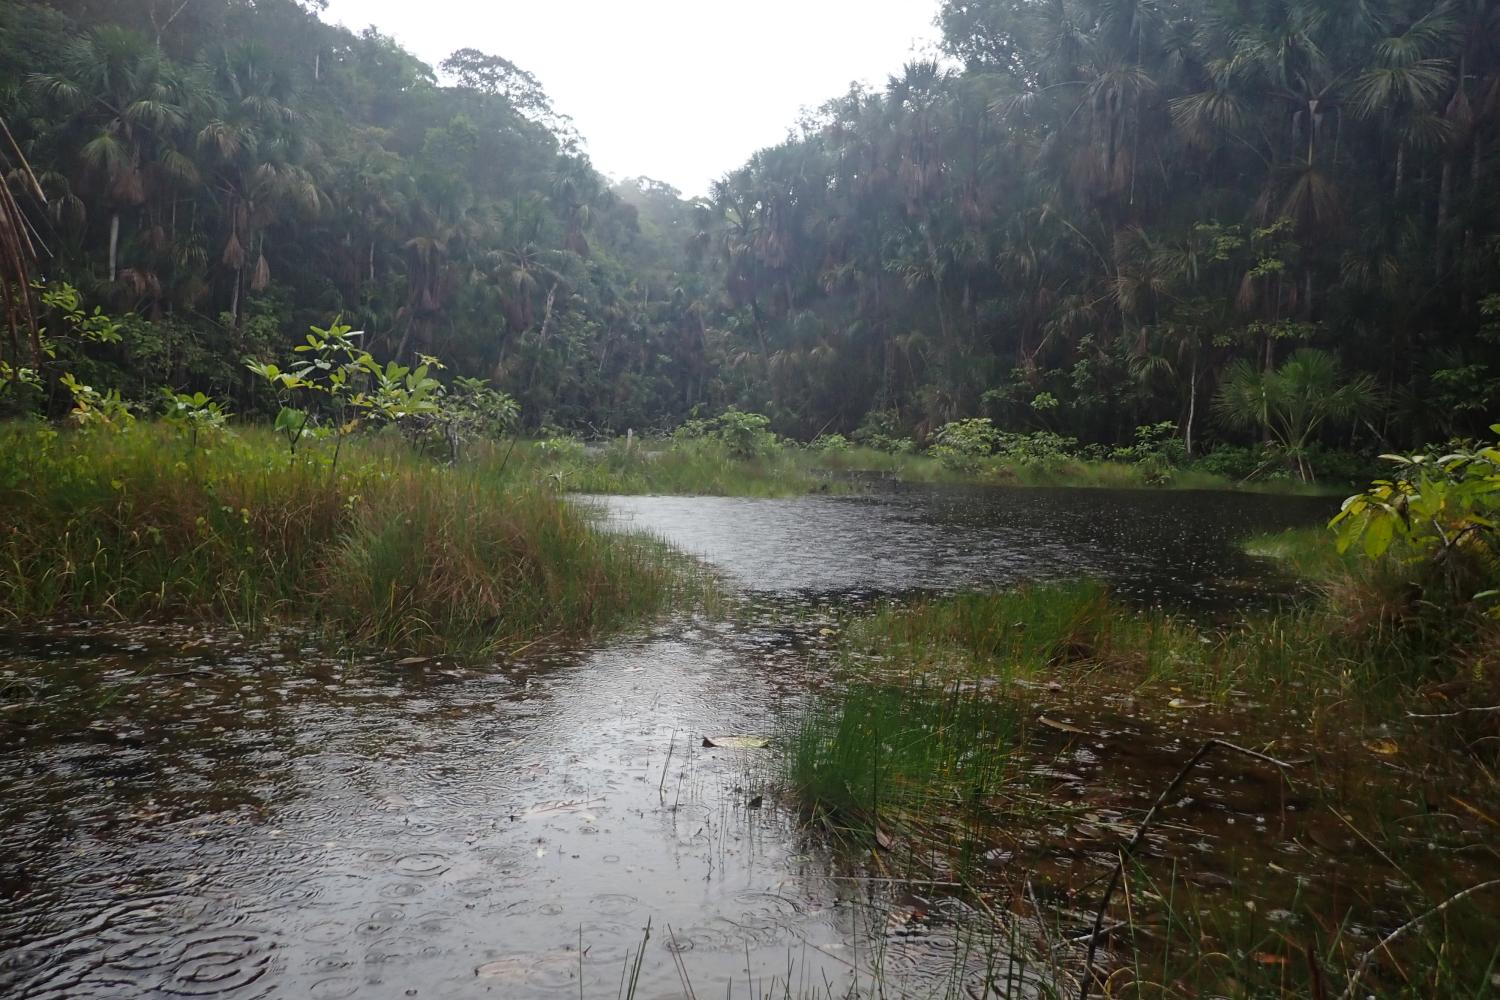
[0,485,1333,999]
[589,483,1333,609]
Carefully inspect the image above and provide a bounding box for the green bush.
[810,432,850,452]
[929,417,1001,471]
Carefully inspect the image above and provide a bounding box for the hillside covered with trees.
[1,0,711,431]
[4,0,1500,459]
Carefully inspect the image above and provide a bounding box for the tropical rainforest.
[3,0,1500,455]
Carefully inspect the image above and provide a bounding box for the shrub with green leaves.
[929,417,1000,471]
[1331,428,1500,605]
[810,432,850,452]
[160,388,230,449]
[710,408,776,459]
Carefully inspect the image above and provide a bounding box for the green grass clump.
[781,683,1027,846]
[847,581,1191,681]
[0,423,702,653]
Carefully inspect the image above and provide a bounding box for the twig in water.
[659,729,676,800]
[1408,704,1500,719]
[667,924,699,1000]
[1078,738,1295,1000]
[1337,879,1500,1000]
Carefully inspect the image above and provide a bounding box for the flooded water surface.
[1,485,1349,998]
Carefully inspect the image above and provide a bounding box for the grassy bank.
[0,423,705,653]
[778,575,1500,997]
[514,435,1340,497]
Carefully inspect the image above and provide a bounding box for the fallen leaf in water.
[702,735,769,749]
[818,628,836,636]
[395,656,432,667]
[1364,739,1399,756]
[1167,698,1209,710]
[1037,716,1087,735]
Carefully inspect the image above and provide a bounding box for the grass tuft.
[0,423,705,653]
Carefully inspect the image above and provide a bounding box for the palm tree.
[28,26,197,281]
[1213,347,1380,480]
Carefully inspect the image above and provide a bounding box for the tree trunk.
[1185,354,1198,457]
[108,213,120,282]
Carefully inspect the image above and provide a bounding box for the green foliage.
[851,410,916,454]
[0,423,698,652]
[58,372,134,431]
[160,388,230,449]
[809,432,850,452]
[992,429,1081,469]
[1214,349,1381,481]
[708,408,776,459]
[1332,430,1500,604]
[247,318,446,467]
[929,417,1001,471]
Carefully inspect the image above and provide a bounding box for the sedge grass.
[0,422,707,653]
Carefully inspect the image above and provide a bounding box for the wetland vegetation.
[4,0,1500,997]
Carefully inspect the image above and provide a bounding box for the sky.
[320,0,941,197]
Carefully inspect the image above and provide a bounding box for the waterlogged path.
[0,485,1331,999]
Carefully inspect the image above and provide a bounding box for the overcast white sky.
[321,0,941,196]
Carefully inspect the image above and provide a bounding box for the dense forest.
[3,0,1500,454]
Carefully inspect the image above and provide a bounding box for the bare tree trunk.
[1185,354,1198,457]
[108,213,119,282]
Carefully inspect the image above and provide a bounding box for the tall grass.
[781,683,1030,849]
[0,422,704,652]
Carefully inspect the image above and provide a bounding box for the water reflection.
[587,483,1332,608]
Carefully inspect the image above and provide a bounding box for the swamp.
[5,0,1500,995]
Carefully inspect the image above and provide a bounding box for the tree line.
[4,0,1500,458]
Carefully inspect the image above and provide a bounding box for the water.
[0,485,1334,998]
[589,483,1331,608]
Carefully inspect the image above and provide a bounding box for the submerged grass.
[0,422,706,653]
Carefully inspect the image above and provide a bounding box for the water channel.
[0,485,1335,998]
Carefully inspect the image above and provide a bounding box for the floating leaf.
[1364,739,1399,756]
[702,735,769,749]
[1167,698,1209,710]
[1037,715,1087,734]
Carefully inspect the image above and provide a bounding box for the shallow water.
[587,483,1330,609]
[0,485,1340,998]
